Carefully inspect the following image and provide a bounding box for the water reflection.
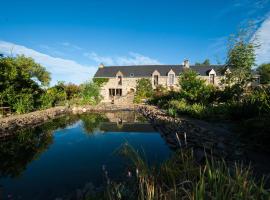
[0,115,80,179]
[0,111,170,200]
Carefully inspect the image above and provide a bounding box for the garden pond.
[0,111,171,199]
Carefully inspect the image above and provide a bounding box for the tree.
[226,24,258,85]
[257,63,270,84]
[0,55,51,113]
[134,78,153,103]
[195,59,211,66]
[178,69,215,104]
[221,23,259,101]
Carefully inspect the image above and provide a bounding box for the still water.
[0,112,171,199]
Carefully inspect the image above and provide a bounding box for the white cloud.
[0,40,96,85]
[254,15,270,64]
[84,52,161,66]
[60,42,82,50]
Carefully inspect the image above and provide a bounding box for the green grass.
[103,144,269,200]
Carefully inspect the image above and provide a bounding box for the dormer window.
[130,73,134,77]
[118,76,122,85]
[154,75,159,86]
[169,74,174,85]
[210,74,215,84]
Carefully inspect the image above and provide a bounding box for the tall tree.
[226,23,258,85]
[0,55,51,113]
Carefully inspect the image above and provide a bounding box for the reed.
[104,143,269,200]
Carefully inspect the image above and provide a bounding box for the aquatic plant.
[104,144,269,200]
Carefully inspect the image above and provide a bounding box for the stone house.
[94,60,227,103]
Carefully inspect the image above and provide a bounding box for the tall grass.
[105,143,269,200]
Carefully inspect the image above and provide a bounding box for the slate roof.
[94,65,225,78]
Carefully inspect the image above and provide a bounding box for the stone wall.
[0,106,69,135]
[100,74,223,102]
[137,105,237,161]
[0,104,136,136]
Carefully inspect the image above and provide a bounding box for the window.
[118,76,122,85]
[169,74,174,85]
[109,88,122,96]
[116,89,122,96]
[154,75,159,86]
[210,74,215,84]
[130,73,134,77]
[109,89,115,96]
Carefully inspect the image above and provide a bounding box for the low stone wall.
[0,103,136,136]
[70,103,136,113]
[137,105,236,161]
[0,106,69,134]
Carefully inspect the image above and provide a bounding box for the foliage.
[257,63,270,84]
[224,24,258,93]
[40,88,66,108]
[178,69,216,104]
[153,85,168,98]
[40,82,67,109]
[80,81,102,105]
[64,82,81,100]
[134,78,153,103]
[0,55,51,112]
[225,87,270,120]
[92,78,109,87]
[13,93,34,114]
[195,58,210,66]
[105,144,269,200]
[148,91,179,108]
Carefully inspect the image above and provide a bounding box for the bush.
[179,69,216,104]
[148,91,179,108]
[40,87,67,109]
[80,81,102,105]
[134,78,153,103]
[13,93,34,114]
[167,99,207,119]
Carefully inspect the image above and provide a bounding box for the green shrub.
[148,91,179,108]
[80,81,102,105]
[134,78,153,103]
[13,93,34,114]
[188,103,206,118]
[40,87,67,109]
[179,70,216,104]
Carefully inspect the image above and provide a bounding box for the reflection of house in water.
[100,111,155,132]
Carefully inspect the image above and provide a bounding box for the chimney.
[99,63,104,69]
[183,59,189,68]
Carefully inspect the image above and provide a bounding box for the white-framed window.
[169,74,174,85]
[154,75,159,86]
[209,74,215,84]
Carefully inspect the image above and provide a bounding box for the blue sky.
[0,0,270,85]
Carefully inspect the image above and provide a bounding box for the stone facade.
[98,69,224,103]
